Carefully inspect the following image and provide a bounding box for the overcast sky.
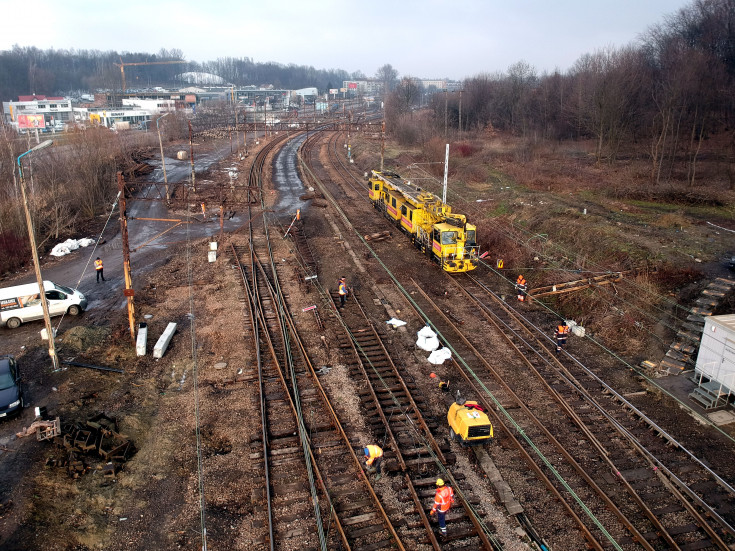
[2,0,692,80]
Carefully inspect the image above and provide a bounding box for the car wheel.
[68,305,81,316]
[6,317,21,329]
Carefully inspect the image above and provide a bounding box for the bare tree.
[375,63,399,96]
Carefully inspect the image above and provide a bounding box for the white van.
[0,281,87,329]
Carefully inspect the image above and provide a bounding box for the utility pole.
[442,144,449,205]
[188,121,196,194]
[18,140,59,370]
[117,172,136,346]
[156,113,171,202]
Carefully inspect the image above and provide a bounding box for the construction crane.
[114,57,187,93]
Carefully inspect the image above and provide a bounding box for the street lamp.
[17,140,59,371]
[157,112,171,202]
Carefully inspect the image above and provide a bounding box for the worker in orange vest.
[338,277,349,309]
[363,444,383,480]
[94,257,106,283]
[515,275,527,302]
[430,478,455,537]
[554,322,570,353]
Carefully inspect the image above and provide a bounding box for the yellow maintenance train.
[368,170,479,273]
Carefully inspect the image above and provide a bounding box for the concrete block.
[40,328,57,340]
[136,323,148,356]
[153,322,177,359]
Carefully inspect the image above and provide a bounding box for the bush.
[453,142,478,157]
[0,231,28,275]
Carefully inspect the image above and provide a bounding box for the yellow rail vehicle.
[368,170,478,273]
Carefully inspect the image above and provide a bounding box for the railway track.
[400,271,735,550]
[229,131,404,550]
[331,290,501,549]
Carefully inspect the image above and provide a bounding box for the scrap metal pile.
[44,413,137,479]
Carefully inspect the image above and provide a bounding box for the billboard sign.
[17,114,45,129]
[348,82,358,90]
[329,89,338,95]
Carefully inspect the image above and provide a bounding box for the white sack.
[428,347,452,365]
[416,325,439,351]
[386,318,407,328]
[50,238,94,257]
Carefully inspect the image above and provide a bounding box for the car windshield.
[0,369,15,390]
[56,284,74,294]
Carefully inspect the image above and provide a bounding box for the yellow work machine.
[447,392,493,445]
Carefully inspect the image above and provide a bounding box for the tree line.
[0,46,363,100]
[385,0,735,188]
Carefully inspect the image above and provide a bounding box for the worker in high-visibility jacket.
[363,445,383,480]
[338,277,349,309]
[515,275,527,302]
[554,323,570,353]
[94,257,106,283]
[430,478,455,537]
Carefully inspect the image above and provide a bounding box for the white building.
[2,95,74,132]
[342,80,383,96]
[122,98,176,113]
[74,106,151,129]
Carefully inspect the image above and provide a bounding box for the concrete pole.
[17,141,58,370]
[156,113,171,202]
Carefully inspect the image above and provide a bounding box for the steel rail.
[346,297,499,550]
[406,279,633,550]
[303,126,502,549]
[244,145,276,551]
[253,252,406,550]
[252,134,331,549]
[464,274,734,549]
[249,254,346,549]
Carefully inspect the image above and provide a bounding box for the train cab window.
[466,229,476,244]
[432,229,441,242]
[374,182,380,191]
[400,205,407,216]
[441,232,458,245]
[391,197,397,208]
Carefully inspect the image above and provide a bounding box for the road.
[2,140,247,345]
